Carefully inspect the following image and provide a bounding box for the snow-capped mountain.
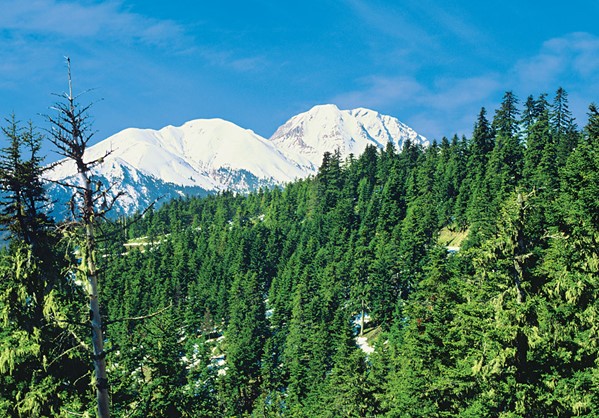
[46,105,427,217]
[271,104,428,170]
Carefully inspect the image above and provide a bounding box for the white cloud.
[427,76,503,109]
[332,75,425,109]
[513,32,599,91]
[0,0,273,79]
[333,74,501,113]
[344,0,496,66]
[330,74,503,140]
[200,50,267,73]
[343,0,440,56]
[331,31,599,139]
[0,0,188,47]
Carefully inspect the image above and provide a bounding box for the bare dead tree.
[46,57,117,418]
[46,57,172,417]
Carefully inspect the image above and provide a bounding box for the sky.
[1,0,598,161]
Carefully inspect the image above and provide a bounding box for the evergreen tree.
[470,107,495,169]
[551,87,578,167]
[223,271,268,415]
[0,116,50,245]
[462,107,494,233]
[0,116,87,416]
[457,192,545,415]
[488,91,523,192]
[385,247,465,417]
[316,150,344,212]
[468,92,523,246]
[312,311,377,417]
[283,279,330,413]
[584,103,599,143]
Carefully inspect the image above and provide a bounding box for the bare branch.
[86,149,113,169]
[94,196,161,243]
[47,344,85,368]
[43,177,87,191]
[97,191,126,218]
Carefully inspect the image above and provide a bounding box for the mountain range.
[46,104,428,217]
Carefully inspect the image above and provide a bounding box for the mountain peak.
[270,104,427,168]
[46,105,427,217]
[306,103,341,113]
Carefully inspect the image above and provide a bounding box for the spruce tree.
[489,91,523,193]
[223,272,268,415]
[385,247,465,417]
[0,116,86,416]
[462,107,494,234]
[551,87,578,167]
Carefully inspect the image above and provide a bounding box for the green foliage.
[223,271,268,415]
[3,88,599,416]
[0,116,90,417]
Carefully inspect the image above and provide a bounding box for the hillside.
[2,90,598,417]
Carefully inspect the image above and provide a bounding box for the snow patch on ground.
[356,336,375,355]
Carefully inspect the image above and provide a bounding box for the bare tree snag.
[47,57,111,418]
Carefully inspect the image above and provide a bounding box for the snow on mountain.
[46,105,427,217]
[270,104,429,170]
[48,118,305,189]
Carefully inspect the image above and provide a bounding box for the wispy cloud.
[0,0,189,48]
[427,76,503,110]
[331,31,599,140]
[513,32,599,90]
[200,49,268,73]
[331,74,502,140]
[510,32,599,126]
[332,74,501,115]
[344,0,439,55]
[0,0,196,90]
[0,0,267,96]
[332,75,425,109]
[344,0,493,66]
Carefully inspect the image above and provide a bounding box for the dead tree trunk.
[81,172,110,418]
[47,57,112,418]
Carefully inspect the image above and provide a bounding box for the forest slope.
[1,89,598,417]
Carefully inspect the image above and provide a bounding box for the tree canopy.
[1,88,598,417]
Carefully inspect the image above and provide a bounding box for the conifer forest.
[1,88,599,417]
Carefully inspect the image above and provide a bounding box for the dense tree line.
[1,88,598,416]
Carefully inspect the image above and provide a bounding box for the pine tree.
[456,192,545,415]
[0,116,52,323]
[316,150,344,212]
[470,107,495,170]
[0,117,48,242]
[584,102,599,143]
[551,87,578,167]
[0,116,87,416]
[462,107,494,234]
[385,247,465,417]
[312,310,376,417]
[525,104,599,415]
[283,279,330,413]
[488,91,523,194]
[467,92,523,246]
[223,271,268,415]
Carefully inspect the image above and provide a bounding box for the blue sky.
[1,0,598,159]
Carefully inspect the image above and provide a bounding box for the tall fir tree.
[223,271,268,415]
[0,116,88,416]
[551,87,578,167]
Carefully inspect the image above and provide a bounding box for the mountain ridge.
[46,104,428,217]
